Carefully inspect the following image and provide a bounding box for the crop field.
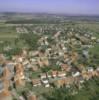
[0,25,18,39]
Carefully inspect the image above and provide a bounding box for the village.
[0,25,99,100]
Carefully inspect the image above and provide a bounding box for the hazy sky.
[0,0,99,15]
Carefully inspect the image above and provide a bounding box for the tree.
[4,47,22,59]
[20,33,40,50]
[43,87,74,100]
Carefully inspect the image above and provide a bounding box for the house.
[91,71,98,77]
[71,54,78,62]
[0,80,4,93]
[78,76,84,84]
[12,56,24,63]
[45,41,49,46]
[27,94,37,100]
[72,71,80,77]
[0,67,3,76]
[0,89,12,100]
[31,65,38,72]
[61,64,71,72]
[32,79,41,87]
[0,78,10,93]
[74,76,84,85]
[40,73,47,79]
[29,51,39,57]
[63,53,68,59]
[53,77,74,88]
[15,64,25,78]
[96,67,99,71]
[54,31,61,38]
[27,92,37,100]
[41,78,50,87]
[14,72,25,81]
[41,78,49,84]
[3,79,10,90]
[82,50,89,58]
[81,71,93,80]
[38,51,45,57]
[78,64,85,72]
[53,79,65,88]
[37,59,43,67]
[43,59,49,66]
[45,83,50,87]
[14,78,25,89]
[65,77,74,85]
[22,60,29,66]
[71,66,81,77]
[91,36,96,40]
[57,71,66,77]
[15,63,24,73]
[24,63,32,69]
[0,54,5,64]
[5,62,15,73]
[46,72,51,78]
[95,68,99,76]
[30,58,37,63]
[51,71,58,78]
[22,49,27,57]
[3,67,11,80]
[19,96,25,100]
[73,76,84,89]
[5,62,15,78]
[87,67,94,72]
[58,51,64,56]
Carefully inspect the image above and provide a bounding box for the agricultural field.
[0,23,17,40]
[76,22,99,35]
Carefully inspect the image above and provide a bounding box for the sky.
[0,0,99,15]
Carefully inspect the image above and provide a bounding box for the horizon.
[1,12,99,16]
[0,0,99,15]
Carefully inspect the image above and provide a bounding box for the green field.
[89,44,99,56]
[76,22,99,37]
[0,25,18,40]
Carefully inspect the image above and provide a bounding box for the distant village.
[0,25,99,100]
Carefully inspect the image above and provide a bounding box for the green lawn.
[32,86,53,95]
[77,22,99,32]
[0,23,17,39]
[0,23,28,51]
[31,70,41,78]
[89,44,99,56]
[74,78,99,100]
